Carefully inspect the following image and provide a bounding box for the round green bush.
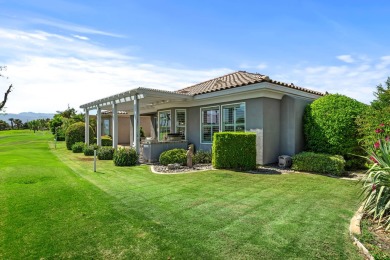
[97,146,114,160]
[65,122,94,150]
[113,148,138,166]
[159,148,187,166]
[71,142,85,153]
[101,135,113,146]
[303,94,367,169]
[83,144,97,156]
[193,150,212,164]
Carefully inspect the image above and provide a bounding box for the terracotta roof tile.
[176,71,323,96]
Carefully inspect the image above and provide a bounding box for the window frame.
[175,109,187,140]
[200,105,220,144]
[221,102,246,132]
[158,110,171,142]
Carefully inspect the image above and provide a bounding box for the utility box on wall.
[278,155,292,168]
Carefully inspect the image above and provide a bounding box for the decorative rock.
[167,163,181,170]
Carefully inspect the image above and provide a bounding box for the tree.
[28,120,39,133]
[8,118,14,129]
[13,119,23,129]
[371,77,390,110]
[0,120,9,130]
[0,66,13,112]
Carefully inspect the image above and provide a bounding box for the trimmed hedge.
[291,152,346,176]
[65,122,94,150]
[113,148,138,166]
[83,145,97,156]
[212,132,256,170]
[97,146,114,160]
[159,149,187,166]
[303,94,367,169]
[193,150,212,164]
[101,135,113,146]
[71,142,84,153]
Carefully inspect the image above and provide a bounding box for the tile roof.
[175,71,324,96]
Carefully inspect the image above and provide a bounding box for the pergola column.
[112,103,118,149]
[96,106,102,146]
[133,95,140,155]
[84,108,89,145]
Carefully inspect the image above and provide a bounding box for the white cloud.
[1,26,388,114]
[0,28,231,113]
[274,56,390,104]
[72,35,89,41]
[31,18,124,38]
[336,55,355,63]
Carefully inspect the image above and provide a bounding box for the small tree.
[13,119,23,130]
[0,66,12,112]
[371,77,390,110]
[28,120,39,133]
[0,120,9,130]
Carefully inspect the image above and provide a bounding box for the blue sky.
[0,0,389,113]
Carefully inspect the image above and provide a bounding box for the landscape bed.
[0,130,363,259]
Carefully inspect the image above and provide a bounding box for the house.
[80,71,323,164]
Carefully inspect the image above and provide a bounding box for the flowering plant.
[361,125,390,230]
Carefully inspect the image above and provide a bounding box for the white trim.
[221,102,246,132]
[157,110,171,142]
[199,105,220,145]
[175,109,187,140]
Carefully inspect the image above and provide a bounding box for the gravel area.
[150,162,366,180]
[151,164,213,174]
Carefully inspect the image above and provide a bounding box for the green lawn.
[0,130,362,259]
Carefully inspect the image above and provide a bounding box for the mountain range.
[0,112,54,123]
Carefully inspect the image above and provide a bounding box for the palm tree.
[8,118,14,129]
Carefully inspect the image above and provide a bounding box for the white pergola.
[80,87,192,155]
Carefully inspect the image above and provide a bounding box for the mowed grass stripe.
[0,130,362,259]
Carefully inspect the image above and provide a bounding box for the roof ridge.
[178,71,252,92]
[175,70,323,97]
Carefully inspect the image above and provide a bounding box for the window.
[222,103,246,132]
[201,106,219,143]
[158,110,171,141]
[103,119,110,136]
[175,109,186,140]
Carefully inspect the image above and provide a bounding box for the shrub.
[114,148,138,166]
[212,132,256,170]
[97,146,114,160]
[193,150,212,164]
[303,94,367,169]
[159,149,187,166]
[65,122,94,150]
[291,152,346,176]
[83,144,97,156]
[101,135,113,146]
[361,137,390,231]
[56,127,66,141]
[356,107,390,151]
[71,142,84,153]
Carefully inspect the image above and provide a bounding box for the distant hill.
[0,112,54,123]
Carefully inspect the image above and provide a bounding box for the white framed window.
[158,110,171,141]
[175,109,186,140]
[200,106,220,143]
[221,103,246,132]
